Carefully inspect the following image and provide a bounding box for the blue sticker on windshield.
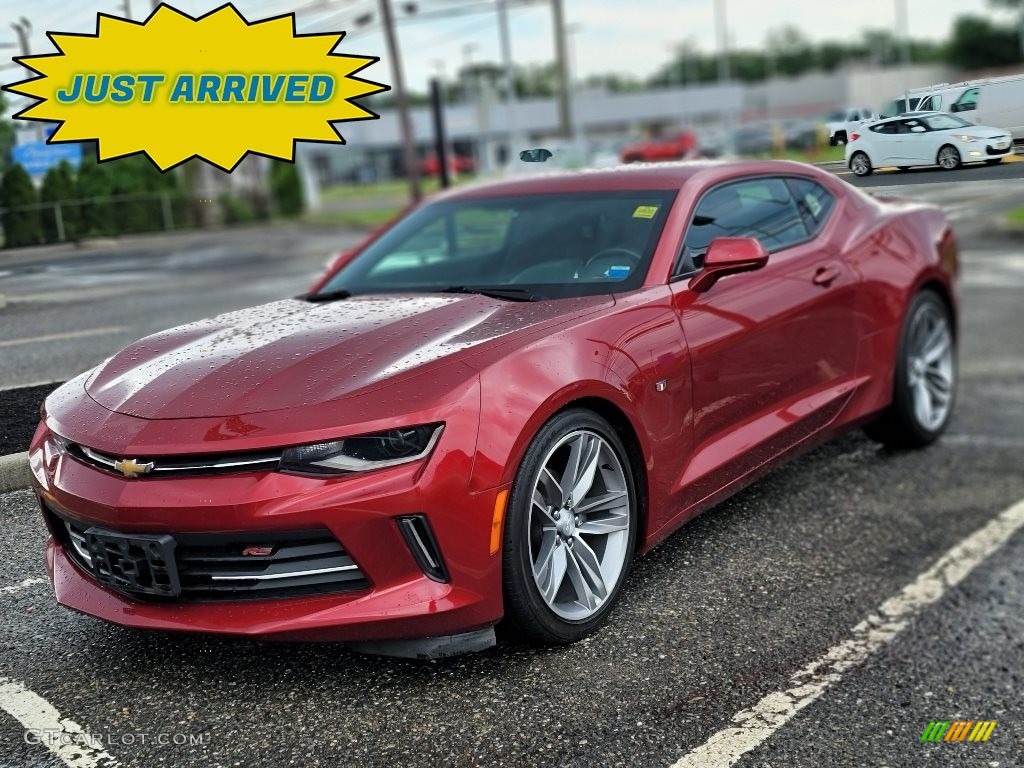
[606,265,631,280]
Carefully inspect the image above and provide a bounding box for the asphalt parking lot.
[1,176,1023,767]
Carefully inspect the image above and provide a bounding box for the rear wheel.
[834,132,847,146]
[937,145,961,170]
[850,152,872,177]
[865,290,956,449]
[502,409,638,644]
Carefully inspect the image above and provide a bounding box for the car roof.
[868,110,943,125]
[434,160,831,202]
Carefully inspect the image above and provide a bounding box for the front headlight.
[957,135,977,143]
[279,424,443,475]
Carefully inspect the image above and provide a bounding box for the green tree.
[75,149,116,237]
[270,161,304,216]
[0,93,15,176]
[948,15,1021,70]
[1,164,42,248]
[39,160,78,243]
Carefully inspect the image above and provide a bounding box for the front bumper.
[29,389,506,643]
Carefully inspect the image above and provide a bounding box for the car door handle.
[812,263,841,287]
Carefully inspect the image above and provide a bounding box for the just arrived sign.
[54,73,336,104]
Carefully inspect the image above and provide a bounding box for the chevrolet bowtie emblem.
[113,458,154,478]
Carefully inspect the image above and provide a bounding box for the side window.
[954,87,979,112]
[871,122,898,135]
[898,119,924,134]
[918,95,942,111]
[786,178,835,236]
[675,178,809,277]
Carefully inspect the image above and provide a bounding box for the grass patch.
[747,145,846,164]
[1004,206,1024,227]
[303,207,400,230]
[319,176,480,203]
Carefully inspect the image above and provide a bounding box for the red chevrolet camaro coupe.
[30,160,959,657]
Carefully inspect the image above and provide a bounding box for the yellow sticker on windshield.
[3,4,387,172]
[633,205,659,219]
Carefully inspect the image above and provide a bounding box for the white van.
[876,74,1024,139]
[946,75,1024,139]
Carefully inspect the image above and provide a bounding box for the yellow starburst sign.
[2,3,388,171]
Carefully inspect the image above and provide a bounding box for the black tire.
[501,408,638,645]
[985,158,1003,165]
[850,151,872,177]
[865,290,957,449]
[834,132,847,146]
[937,144,961,170]
[897,166,911,171]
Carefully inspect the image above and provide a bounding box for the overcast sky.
[0,0,1012,94]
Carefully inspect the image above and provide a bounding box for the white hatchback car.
[845,112,1013,176]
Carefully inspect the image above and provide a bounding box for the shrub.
[0,164,42,247]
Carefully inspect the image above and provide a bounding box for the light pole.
[895,0,911,65]
[496,0,519,169]
[714,0,730,83]
[566,23,583,148]
[550,0,572,138]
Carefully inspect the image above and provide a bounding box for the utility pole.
[714,0,730,83]
[550,0,572,138]
[496,0,518,168]
[379,0,421,202]
[10,17,30,58]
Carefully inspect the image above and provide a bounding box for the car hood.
[952,125,1009,139]
[86,293,609,418]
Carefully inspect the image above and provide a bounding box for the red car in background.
[620,130,699,163]
[419,153,476,177]
[30,160,958,657]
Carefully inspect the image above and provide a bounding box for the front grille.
[68,443,282,478]
[48,506,368,602]
[986,144,1011,156]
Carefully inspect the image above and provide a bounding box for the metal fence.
[0,190,275,248]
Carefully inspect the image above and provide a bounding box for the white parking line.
[0,677,118,767]
[670,497,1024,768]
[0,327,126,349]
[0,578,45,596]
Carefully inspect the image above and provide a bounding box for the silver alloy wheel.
[906,302,955,431]
[529,429,631,621]
[938,146,960,170]
[851,153,870,176]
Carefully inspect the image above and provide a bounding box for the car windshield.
[315,191,677,300]
[921,114,973,130]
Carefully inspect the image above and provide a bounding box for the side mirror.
[520,148,553,163]
[949,103,959,113]
[688,237,769,293]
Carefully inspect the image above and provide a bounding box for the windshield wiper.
[441,285,539,302]
[304,289,352,303]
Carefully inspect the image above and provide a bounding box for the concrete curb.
[0,452,31,495]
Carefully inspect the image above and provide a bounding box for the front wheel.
[865,290,956,449]
[850,152,872,177]
[937,145,962,170]
[502,409,638,644]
